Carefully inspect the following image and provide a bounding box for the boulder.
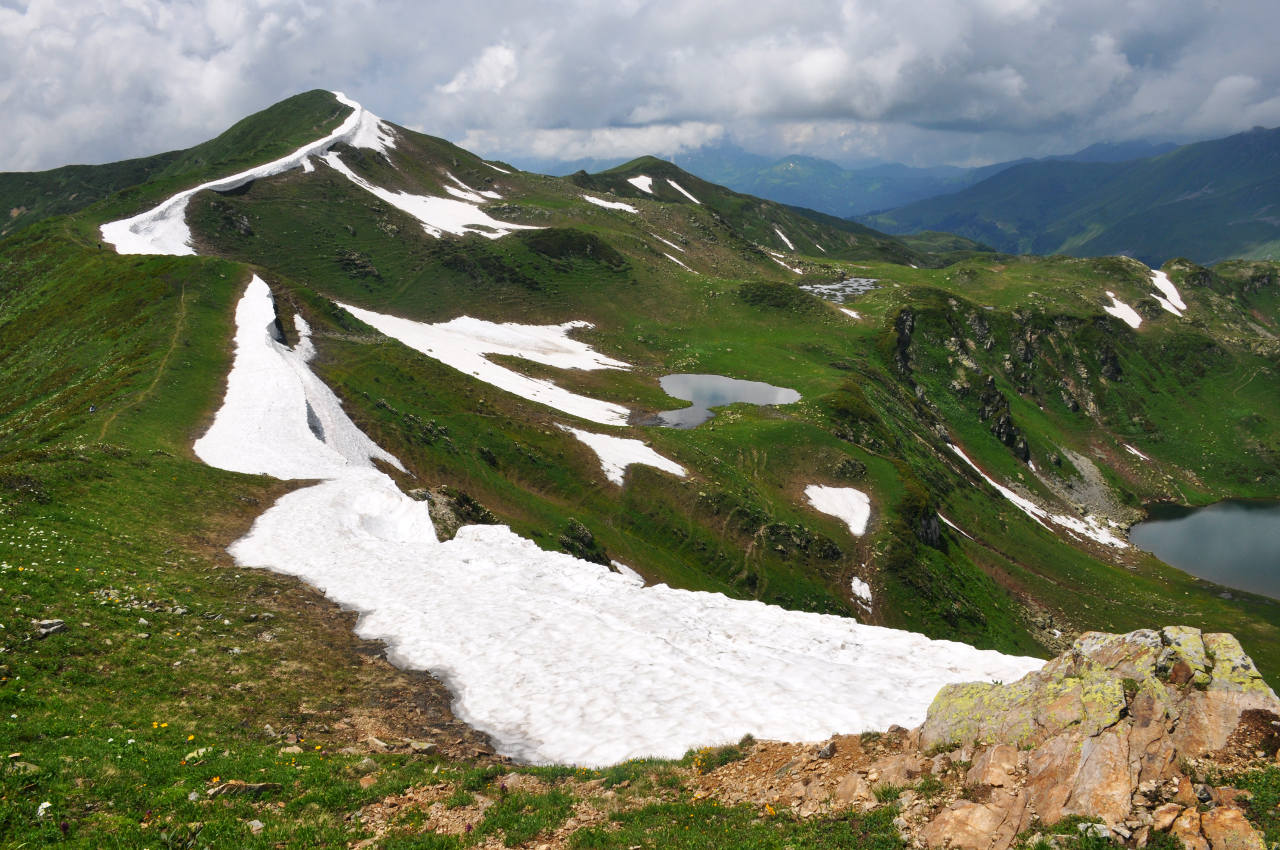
[965,744,1019,787]
[867,752,926,788]
[832,773,873,808]
[1151,802,1183,831]
[1171,808,1210,850]
[919,788,1031,850]
[1200,807,1266,850]
[919,626,1280,828]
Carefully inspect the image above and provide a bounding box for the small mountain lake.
[653,373,801,428]
[1128,500,1280,600]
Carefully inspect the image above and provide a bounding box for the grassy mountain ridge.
[569,155,926,266]
[0,89,350,239]
[862,125,1280,266]
[2,89,1280,847]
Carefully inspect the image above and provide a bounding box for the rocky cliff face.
[695,627,1280,849]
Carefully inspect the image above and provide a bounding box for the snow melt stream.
[200,277,1044,766]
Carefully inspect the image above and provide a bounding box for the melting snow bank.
[667,179,701,203]
[194,277,402,478]
[765,249,802,274]
[559,426,686,485]
[1124,444,1151,461]
[773,227,795,251]
[321,152,534,239]
[582,194,638,212]
[949,444,1128,548]
[805,485,871,537]
[664,253,696,273]
[1149,270,1187,317]
[206,278,1044,766]
[1103,291,1142,329]
[627,175,655,194]
[938,514,974,540]
[850,577,873,607]
[337,302,631,426]
[102,92,392,255]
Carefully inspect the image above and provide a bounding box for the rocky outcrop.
[693,626,1278,850]
[918,626,1278,847]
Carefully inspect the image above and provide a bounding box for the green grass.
[474,788,575,846]
[568,801,904,849]
[1222,766,1280,843]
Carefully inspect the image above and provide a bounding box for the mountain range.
[1,90,1278,846]
[860,126,1280,266]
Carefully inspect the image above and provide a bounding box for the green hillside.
[0,90,349,239]
[2,90,1279,846]
[862,126,1280,266]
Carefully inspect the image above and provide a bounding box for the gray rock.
[34,619,66,639]
[816,741,836,759]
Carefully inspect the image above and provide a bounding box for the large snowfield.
[200,279,1043,765]
[104,93,1047,766]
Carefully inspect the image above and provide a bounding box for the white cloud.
[439,44,518,96]
[456,122,727,163]
[2,0,1279,172]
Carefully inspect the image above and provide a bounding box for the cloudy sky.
[3,0,1279,173]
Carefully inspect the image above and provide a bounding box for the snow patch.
[664,253,696,273]
[627,175,655,194]
[667,179,701,204]
[950,444,1127,548]
[938,514,974,540]
[765,249,802,274]
[1124,444,1150,461]
[850,577,872,608]
[1103,291,1142,329]
[774,226,796,251]
[582,194,637,212]
[649,232,685,253]
[805,485,871,537]
[200,280,1045,767]
[1149,270,1186,317]
[336,302,632,426]
[445,173,500,203]
[102,91,394,255]
[194,276,404,479]
[610,560,646,586]
[321,152,534,240]
[484,161,513,174]
[839,308,861,319]
[560,425,686,485]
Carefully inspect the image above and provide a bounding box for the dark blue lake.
[1128,500,1280,600]
[654,373,801,429]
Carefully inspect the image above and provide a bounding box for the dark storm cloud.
[3,0,1279,171]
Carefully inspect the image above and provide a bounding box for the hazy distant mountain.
[861,126,1280,266]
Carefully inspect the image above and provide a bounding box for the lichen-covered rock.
[919,626,1280,828]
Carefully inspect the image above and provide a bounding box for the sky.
[3,0,1280,173]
